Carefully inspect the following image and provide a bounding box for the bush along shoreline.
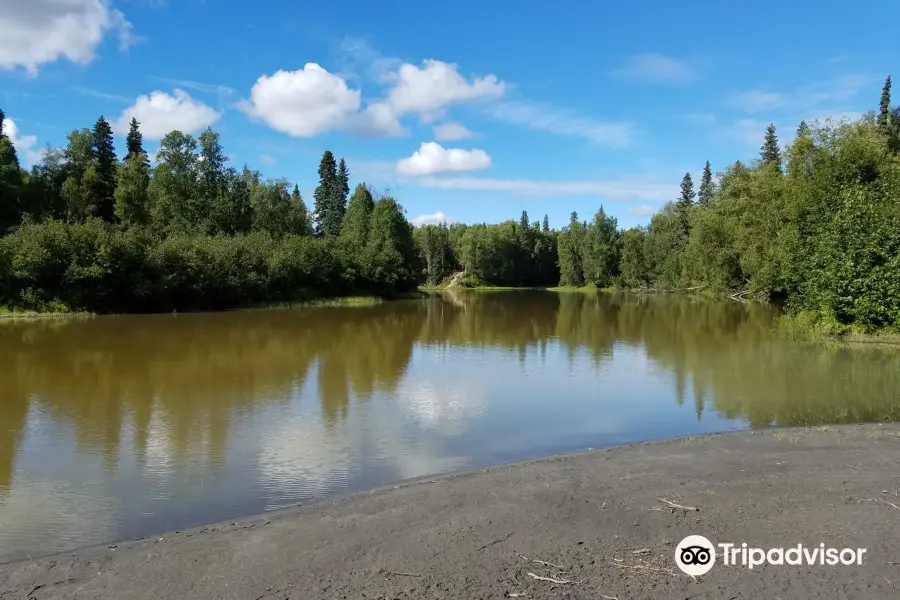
[1,77,899,335]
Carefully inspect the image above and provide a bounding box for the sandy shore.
[2,424,899,599]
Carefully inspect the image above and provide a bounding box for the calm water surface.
[2,291,900,562]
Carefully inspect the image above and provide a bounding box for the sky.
[0,0,894,229]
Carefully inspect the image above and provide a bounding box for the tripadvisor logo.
[674,534,868,575]
[675,535,716,576]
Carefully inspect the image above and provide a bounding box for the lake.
[1,291,899,563]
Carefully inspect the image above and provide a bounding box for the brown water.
[1,291,899,563]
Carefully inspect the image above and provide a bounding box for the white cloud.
[726,74,873,113]
[2,118,42,167]
[0,0,135,75]
[356,60,506,137]
[114,89,221,140]
[396,142,491,176]
[627,205,656,217]
[148,77,236,98]
[487,101,636,147]
[259,154,276,165]
[411,211,456,226]
[382,60,505,116]
[71,85,131,103]
[238,63,362,137]
[612,53,699,83]
[402,175,677,201]
[433,121,473,141]
[349,102,406,137]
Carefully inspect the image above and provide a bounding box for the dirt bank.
[2,424,900,599]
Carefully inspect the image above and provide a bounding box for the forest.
[1,77,899,332]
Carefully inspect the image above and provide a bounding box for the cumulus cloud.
[433,121,473,141]
[396,142,491,176]
[0,0,136,75]
[381,60,505,116]
[612,53,699,83]
[2,118,42,167]
[487,101,636,147]
[411,211,455,226]
[114,89,221,140]
[360,60,505,135]
[238,63,362,137]
[403,175,677,201]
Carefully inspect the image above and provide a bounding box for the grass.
[546,285,616,293]
[0,307,94,323]
[778,310,900,347]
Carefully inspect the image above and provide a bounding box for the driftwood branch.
[476,531,515,551]
[658,497,699,511]
[516,553,567,571]
[526,572,581,585]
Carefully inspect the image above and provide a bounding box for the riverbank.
[0,293,429,322]
[2,424,898,599]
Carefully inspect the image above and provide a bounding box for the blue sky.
[0,0,894,229]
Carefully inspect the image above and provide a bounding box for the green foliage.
[698,161,714,208]
[879,75,892,132]
[0,113,25,233]
[5,79,900,330]
[364,196,419,294]
[760,123,782,167]
[114,153,150,226]
[90,116,117,222]
[313,150,345,238]
[125,118,145,161]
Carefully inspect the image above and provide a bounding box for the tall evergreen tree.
[542,214,550,232]
[91,116,118,221]
[796,120,810,138]
[125,117,146,162]
[519,210,529,230]
[0,108,24,232]
[337,158,350,203]
[678,173,696,207]
[879,75,892,132]
[313,150,344,237]
[698,161,714,208]
[760,123,781,167]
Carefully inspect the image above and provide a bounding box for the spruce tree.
[125,117,145,162]
[698,161,714,208]
[542,214,550,232]
[796,120,810,138]
[678,172,695,207]
[313,150,342,237]
[879,75,892,132]
[337,158,350,204]
[520,210,529,230]
[91,116,118,221]
[0,108,24,232]
[759,123,781,167]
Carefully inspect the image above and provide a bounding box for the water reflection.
[1,292,899,562]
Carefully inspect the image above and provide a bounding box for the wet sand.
[2,424,899,599]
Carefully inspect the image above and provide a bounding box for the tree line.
[412,76,900,332]
[0,115,418,311]
[1,76,899,331]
